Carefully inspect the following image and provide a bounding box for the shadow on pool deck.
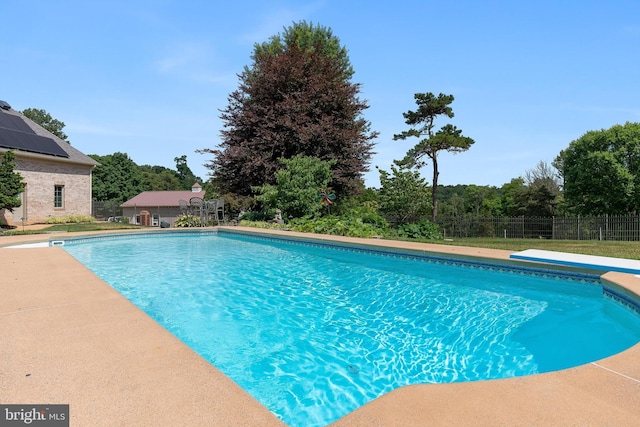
[1,226,640,426]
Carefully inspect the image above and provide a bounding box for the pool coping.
[1,226,640,426]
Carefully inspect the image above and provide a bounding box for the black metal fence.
[91,200,123,221]
[438,215,640,241]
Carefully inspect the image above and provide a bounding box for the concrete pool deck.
[1,226,639,426]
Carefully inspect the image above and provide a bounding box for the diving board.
[510,249,640,275]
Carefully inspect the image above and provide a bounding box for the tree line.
[88,153,205,204]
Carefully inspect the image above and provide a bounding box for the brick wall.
[1,157,93,225]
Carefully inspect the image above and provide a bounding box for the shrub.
[288,213,387,238]
[394,220,442,240]
[239,211,273,222]
[45,215,95,224]
[175,214,201,227]
[237,220,287,230]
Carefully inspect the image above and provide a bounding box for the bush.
[45,215,95,224]
[174,214,201,227]
[394,220,442,240]
[239,211,273,222]
[288,212,387,238]
[238,220,287,230]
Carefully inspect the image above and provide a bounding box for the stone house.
[0,101,100,225]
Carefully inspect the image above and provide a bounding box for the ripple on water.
[63,233,640,427]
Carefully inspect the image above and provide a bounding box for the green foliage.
[239,211,272,222]
[437,169,561,219]
[282,204,387,238]
[139,164,182,190]
[393,92,475,221]
[90,152,203,200]
[463,185,501,216]
[44,215,95,224]
[556,122,639,215]
[394,220,441,240]
[500,178,526,216]
[288,213,386,238]
[253,21,354,78]
[345,203,388,229]
[254,155,335,219]
[174,214,201,227]
[0,150,24,213]
[377,163,431,224]
[174,155,202,190]
[238,202,388,237]
[21,108,69,143]
[240,200,445,240]
[238,219,287,230]
[89,152,146,203]
[4,221,140,235]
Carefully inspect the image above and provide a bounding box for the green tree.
[21,108,69,143]
[500,178,527,217]
[438,192,466,218]
[377,163,431,224]
[464,185,501,217]
[255,155,335,219]
[523,184,559,217]
[139,164,182,191]
[522,161,562,216]
[174,155,202,190]
[89,152,145,203]
[393,93,475,222]
[203,21,376,198]
[555,122,639,215]
[0,151,25,214]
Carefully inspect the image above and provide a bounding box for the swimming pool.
[61,230,640,427]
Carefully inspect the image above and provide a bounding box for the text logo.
[0,405,68,427]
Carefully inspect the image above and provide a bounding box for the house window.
[54,185,64,208]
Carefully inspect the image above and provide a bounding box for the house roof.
[0,103,100,167]
[121,190,207,208]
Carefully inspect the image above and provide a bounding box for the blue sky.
[2,0,639,188]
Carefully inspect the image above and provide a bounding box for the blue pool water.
[62,231,640,426]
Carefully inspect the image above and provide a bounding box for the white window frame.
[54,185,65,209]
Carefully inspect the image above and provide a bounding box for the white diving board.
[510,249,640,275]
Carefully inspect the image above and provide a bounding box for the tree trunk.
[432,155,439,223]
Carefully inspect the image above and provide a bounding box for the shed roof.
[121,190,206,208]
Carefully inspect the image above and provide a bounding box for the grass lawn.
[432,237,640,260]
[2,222,142,235]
